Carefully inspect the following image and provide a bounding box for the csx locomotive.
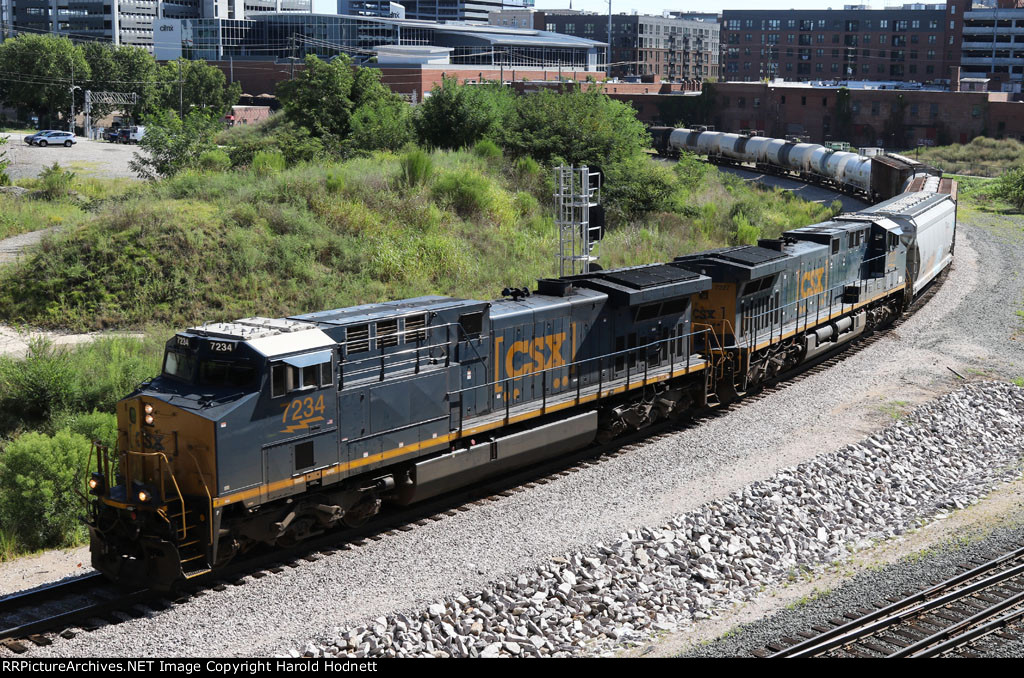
[649,126,940,202]
[87,156,957,591]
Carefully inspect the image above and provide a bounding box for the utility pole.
[69,62,78,134]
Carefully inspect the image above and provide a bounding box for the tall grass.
[0,150,834,331]
[399,149,434,187]
[913,137,1024,177]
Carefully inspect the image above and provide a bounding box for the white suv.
[32,131,77,147]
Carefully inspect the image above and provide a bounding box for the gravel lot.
[5,202,1023,658]
[1,133,139,180]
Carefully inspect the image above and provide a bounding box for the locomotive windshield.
[199,360,258,389]
[162,350,257,390]
[163,349,196,382]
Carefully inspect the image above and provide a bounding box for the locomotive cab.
[87,318,334,588]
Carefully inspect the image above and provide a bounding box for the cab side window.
[270,357,332,397]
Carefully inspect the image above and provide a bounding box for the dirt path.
[0,226,56,266]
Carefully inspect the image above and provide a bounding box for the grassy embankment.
[0,149,836,331]
[912,137,1024,178]
[0,175,137,240]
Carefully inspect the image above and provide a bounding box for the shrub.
[413,77,514,150]
[432,169,493,216]
[0,133,9,186]
[513,155,540,180]
[0,338,76,428]
[56,410,118,448]
[0,337,162,435]
[38,162,75,199]
[399,149,434,187]
[603,154,681,221]
[326,169,344,193]
[0,429,93,550]
[130,108,224,179]
[733,214,761,245]
[350,99,413,152]
[993,166,1024,211]
[473,139,502,160]
[197,148,231,172]
[252,150,286,176]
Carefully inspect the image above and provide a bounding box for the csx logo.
[504,332,566,377]
[800,267,825,299]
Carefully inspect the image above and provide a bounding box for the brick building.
[608,81,1023,147]
[720,4,958,85]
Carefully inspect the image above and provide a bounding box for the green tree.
[276,54,356,139]
[129,109,224,179]
[350,98,413,152]
[0,429,93,550]
[412,77,515,150]
[503,83,649,175]
[0,34,90,128]
[157,59,240,116]
[82,42,160,121]
[993,165,1024,211]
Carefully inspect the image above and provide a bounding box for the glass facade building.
[160,12,604,71]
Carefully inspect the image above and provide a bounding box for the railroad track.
[756,542,1024,658]
[0,269,951,655]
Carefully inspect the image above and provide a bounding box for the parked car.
[117,128,131,144]
[31,131,76,147]
[24,130,58,145]
[103,127,122,142]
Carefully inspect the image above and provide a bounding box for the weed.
[37,162,75,200]
[252,150,287,176]
[197,149,232,173]
[399,149,434,187]
[785,587,831,610]
[473,139,502,160]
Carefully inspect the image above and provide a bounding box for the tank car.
[651,126,940,202]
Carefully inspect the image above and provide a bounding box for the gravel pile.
[292,381,1024,659]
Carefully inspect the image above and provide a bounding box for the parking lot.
[2,132,141,180]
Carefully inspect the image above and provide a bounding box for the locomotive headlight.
[144,403,154,415]
[144,414,155,425]
[89,473,104,495]
[137,490,150,503]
